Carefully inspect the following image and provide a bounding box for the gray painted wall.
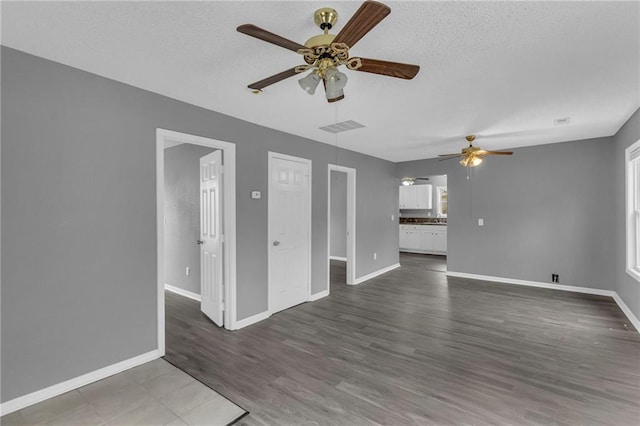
[397,136,616,290]
[164,144,216,295]
[613,108,640,320]
[330,170,347,258]
[1,47,398,402]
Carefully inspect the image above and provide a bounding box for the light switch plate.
[478,218,484,226]
[251,191,261,199]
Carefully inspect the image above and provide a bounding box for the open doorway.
[162,143,216,300]
[156,129,237,356]
[328,165,356,291]
[399,174,447,272]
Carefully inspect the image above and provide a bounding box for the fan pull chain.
[335,102,339,159]
[468,166,473,220]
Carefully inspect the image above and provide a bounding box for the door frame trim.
[156,129,237,355]
[327,165,357,288]
[267,151,312,314]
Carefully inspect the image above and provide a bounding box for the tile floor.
[1,359,247,426]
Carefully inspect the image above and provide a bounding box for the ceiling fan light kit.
[237,1,420,103]
[459,155,483,167]
[439,135,514,168]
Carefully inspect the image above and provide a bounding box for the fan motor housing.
[304,33,337,48]
[462,146,481,155]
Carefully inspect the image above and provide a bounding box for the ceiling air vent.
[554,117,571,126]
[319,120,365,134]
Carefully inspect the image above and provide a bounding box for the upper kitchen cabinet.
[399,184,432,209]
[399,185,414,209]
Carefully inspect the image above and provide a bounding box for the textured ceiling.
[2,1,639,162]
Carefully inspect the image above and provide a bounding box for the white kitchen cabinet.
[433,229,447,252]
[420,230,434,250]
[399,228,410,248]
[399,225,447,254]
[399,226,421,250]
[399,186,414,209]
[399,185,432,209]
[414,185,432,209]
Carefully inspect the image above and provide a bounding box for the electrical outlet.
[552,274,559,283]
[186,267,190,276]
[374,253,377,260]
[478,218,484,226]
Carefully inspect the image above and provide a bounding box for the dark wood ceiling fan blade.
[237,24,306,52]
[483,151,514,156]
[332,1,391,48]
[354,58,420,79]
[248,67,300,90]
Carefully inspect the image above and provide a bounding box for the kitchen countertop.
[400,219,447,226]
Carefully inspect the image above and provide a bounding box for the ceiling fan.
[439,135,513,167]
[401,177,430,186]
[236,0,420,102]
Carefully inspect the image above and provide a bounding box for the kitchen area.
[399,175,447,258]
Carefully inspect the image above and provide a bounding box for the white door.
[269,154,311,314]
[199,150,224,326]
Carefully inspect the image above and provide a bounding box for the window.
[436,186,448,217]
[627,139,640,282]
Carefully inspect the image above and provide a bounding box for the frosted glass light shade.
[298,72,321,95]
[324,67,347,102]
[460,155,483,167]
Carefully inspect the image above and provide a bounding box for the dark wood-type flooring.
[165,253,640,425]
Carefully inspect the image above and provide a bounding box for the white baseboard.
[352,263,401,285]
[446,271,639,333]
[235,290,331,330]
[612,292,640,332]
[309,289,330,301]
[446,271,615,296]
[329,256,347,262]
[400,249,447,256]
[164,283,201,302]
[0,350,160,416]
[233,310,270,330]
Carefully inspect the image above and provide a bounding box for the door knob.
[273,241,280,246]
[197,240,205,245]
